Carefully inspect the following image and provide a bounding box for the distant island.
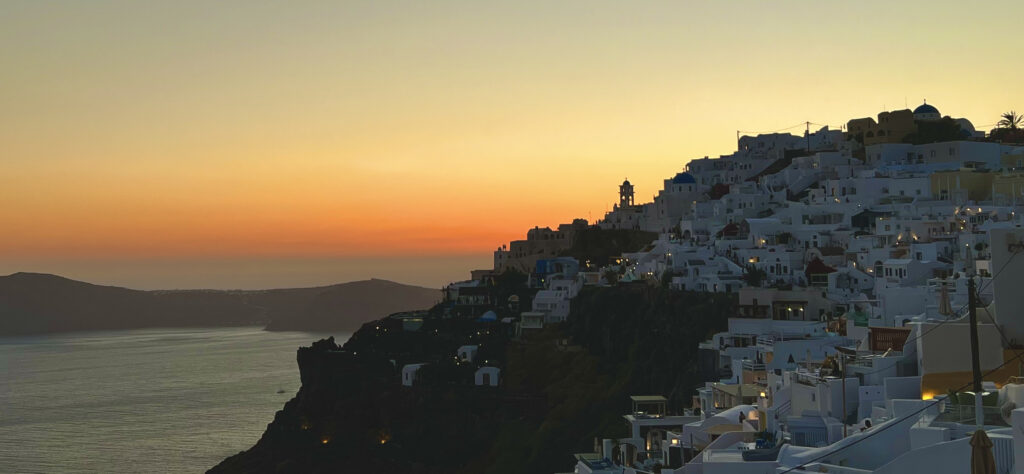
[0,272,439,336]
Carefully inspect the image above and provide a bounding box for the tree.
[743,265,767,287]
[602,268,620,285]
[903,117,964,144]
[998,111,1022,130]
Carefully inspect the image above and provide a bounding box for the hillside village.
[440,103,1024,473]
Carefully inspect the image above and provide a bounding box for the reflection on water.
[0,326,343,473]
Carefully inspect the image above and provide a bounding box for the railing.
[935,403,1009,427]
[774,399,792,416]
[741,360,766,371]
[848,353,903,369]
[992,435,1015,474]
[794,372,825,386]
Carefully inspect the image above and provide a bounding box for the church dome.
[913,102,941,120]
[671,172,696,184]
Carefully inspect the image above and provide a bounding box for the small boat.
[276,388,286,394]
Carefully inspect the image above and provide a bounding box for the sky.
[2,0,1023,289]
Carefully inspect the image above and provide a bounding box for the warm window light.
[922,392,935,401]
[671,439,679,446]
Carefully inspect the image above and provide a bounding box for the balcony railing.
[935,403,1009,427]
[741,360,766,371]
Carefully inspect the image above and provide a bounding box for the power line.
[778,248,1023,473]
[737,122,809,135]
[847,249,1021,378]
[780,347,1024,473]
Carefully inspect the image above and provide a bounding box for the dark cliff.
[209,284,736,473]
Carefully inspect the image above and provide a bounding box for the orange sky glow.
[3,1,1023,288]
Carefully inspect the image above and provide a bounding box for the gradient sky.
[3,0,1023,289]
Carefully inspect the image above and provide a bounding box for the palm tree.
[998,110,1022,129]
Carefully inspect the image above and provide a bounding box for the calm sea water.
[0,327,344,473]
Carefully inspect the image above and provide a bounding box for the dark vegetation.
[210,281,736,473]
[989,127,1024,144]
[566,285,736,410]
[559,228,658,267]
[902,117,966,144]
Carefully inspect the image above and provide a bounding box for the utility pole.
[841,354,847,438]
[835,346,857,438]
[805,121,810,152]
[968,275,984,427]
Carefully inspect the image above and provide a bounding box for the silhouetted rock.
[0,273,438,335]
[263,279,440,332]
[0,273,262,335]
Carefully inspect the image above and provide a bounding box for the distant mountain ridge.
[0,273,440,336]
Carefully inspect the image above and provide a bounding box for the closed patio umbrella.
[970,429,995,474]
[938,281,952,316]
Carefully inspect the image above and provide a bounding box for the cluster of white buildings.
[565,103,1024,473]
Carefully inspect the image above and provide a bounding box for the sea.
[0,326,344,473]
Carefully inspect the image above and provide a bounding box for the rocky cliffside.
[209,285,736,473]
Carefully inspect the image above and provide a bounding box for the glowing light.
[321,437,331,444]
[921,392,935,400]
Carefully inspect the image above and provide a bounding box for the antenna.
[805,121,810,151]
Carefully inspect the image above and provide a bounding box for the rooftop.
[630,395,667,403]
